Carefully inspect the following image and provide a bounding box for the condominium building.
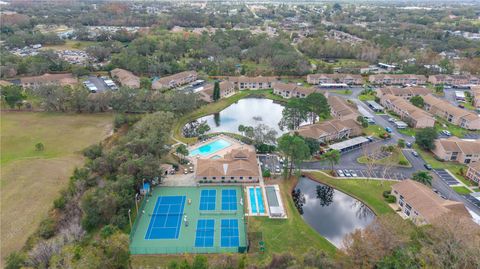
[229,76,278,90]
[110,68,140,89]
[198,81,236,102]
[327,95,359,121]
[432,137,480,164]
[466,162,480,185]
[368,74,427,86]
[391,180,470,225]
[152,71,197,90]
[306,74,364,85]
[471,86,480,110]
[428,74,480,86]
[20,73,78,88]
[379,94,435,128]
[296,118,362,143]
[272,82,315,98]
[376,87,431,100]
[423,94,480,130]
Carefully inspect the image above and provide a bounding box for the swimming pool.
[189,139,231,157]
[248,187,265,214]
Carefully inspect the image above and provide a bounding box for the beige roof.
[468,161,480,171]
[392,179,470,223]
[328,95,358,118]
[20,73,78,86]
[110,68,140,88]
[273,82,314,95]
[383,94,434,120]
[369,74,427,82]
[196,148,259,178]
[296,118,360,139]
[229,76,277,83]
[153,71,197,89]
[378,87,431,97]
[0,80,13,87]
[423,94,478,120]
[307,73,363,80]
[436,137,480,155]
[199,81,235,101]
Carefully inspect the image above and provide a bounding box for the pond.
[293,176,375,248]
[186,97,286,136]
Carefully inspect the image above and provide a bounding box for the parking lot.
[333,168,409,180]
[86,76,109,92]
[434,169,460,186]
[463,194,480,208]
[258,154,282,174]
[464,133,480,139]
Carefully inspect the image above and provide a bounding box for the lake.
[293,176,376,248]
[187,97,286,136]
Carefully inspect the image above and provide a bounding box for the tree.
[323,150,340,173]
[5,251,25,269]
[277,134,311,179]
[1,85,25,109]
[357,115,368,128]
[412,171,432,186]
[278,98,309,130]
[397,139,406,148]
[35,142,45,151]
[304,93,330,123]
[140,77,152,90]
[434,84,444,94]
[86,45,111,62]
[252,124,277,145]
[238,124,245,135]
[197,122,211,136]
[410,96,424,108]
[415,127,437,150]
[213,81,220,102]
[176,144,189,162]
[304,137,320,155]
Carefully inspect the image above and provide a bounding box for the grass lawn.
[41,40,98,50]
[357,149,411,167]
[358,94,376,101]
[452,186,472,195]
[304,172,396,215]
[0,112,113,264]
[413,145,473,186]
[398,128,416,137]
[326,89,352,95]
[434,117,480,138]
[363,125,386,138]
[172,90,285,144]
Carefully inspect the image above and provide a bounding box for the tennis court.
[130,186,247,254]
[145,196,186,240]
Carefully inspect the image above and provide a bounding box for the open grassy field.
[41,40,98,50]
[357,149,411,168]
[1,112,113,264]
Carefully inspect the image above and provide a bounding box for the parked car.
[406,142,412,148]
[349,170,358,177]
[424,164,432,170]
[366,136,374,142]
[458,104,465,108]
[343,170,351,177]
[385,127,392,133]
[337,170,344,177]
[388,117,395,122]
[441,130,452,136]
[411,151,419,157]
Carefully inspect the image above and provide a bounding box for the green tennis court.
[129,186,248,254]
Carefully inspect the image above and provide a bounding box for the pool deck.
[187,134,250,161]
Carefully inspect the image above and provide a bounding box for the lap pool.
[189,139,231,157]
[248,186,265,214]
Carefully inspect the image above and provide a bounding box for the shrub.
[398,160,409,166]
[53,195,67,210]
[5,251,25,269]
[263,169,271,178]
[38,217,56,239]
[385,195,396,203]
[83,144,103,160]
[382,190,391,198]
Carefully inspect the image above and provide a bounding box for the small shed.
[140,182,151,195]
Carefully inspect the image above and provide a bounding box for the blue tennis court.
[199,189,216,211]
[145,195,186,240]
[194,219,215,247]
[221,219,239,247]
[221,189,237,211]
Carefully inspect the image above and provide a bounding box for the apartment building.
[466,162,480,185]
[195,148,260,183]
[306,73,364,85]
[368,74,427,86]
[20,73,78,88]
[327,95,360,121]
[110,68,140,89]
[376,87,431,100]
[272,82,315,98]
[379,94,435,128]
[198,81,236,102]
[152,71,197,90]
[471,86,480,110]
[229,76,278,90]
[391,180,470,225]
[296,118,362,143]
[432,137,480,164]
[423,94,480,130]
[428,74,480,86]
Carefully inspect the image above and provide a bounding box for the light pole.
[135,193,139,214]
[128,209,132,230]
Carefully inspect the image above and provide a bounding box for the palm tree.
[412,171,432,186]
[323,150,340,174]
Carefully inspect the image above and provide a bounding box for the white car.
[350,170,358,177]
[337,170,345,177]
[388,118,395,122]
[343,170,351,177]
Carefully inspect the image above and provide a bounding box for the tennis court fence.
[130,245,248,255]
[129,195,148,242]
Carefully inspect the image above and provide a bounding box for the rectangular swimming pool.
[189,139,231,157]
[248,187,265,214]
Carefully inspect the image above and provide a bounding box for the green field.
[452,186,472,195]
[41,40,98,50]
[0,112,113,264]
[357,149,411,167]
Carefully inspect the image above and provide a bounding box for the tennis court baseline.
[221,219,239,247]
[145,195,186,240]
[194,219,215,247]
[199,189,216,211]
[221,189,237,211]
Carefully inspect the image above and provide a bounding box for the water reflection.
[186,98,286,136]
[294,177,375,248]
